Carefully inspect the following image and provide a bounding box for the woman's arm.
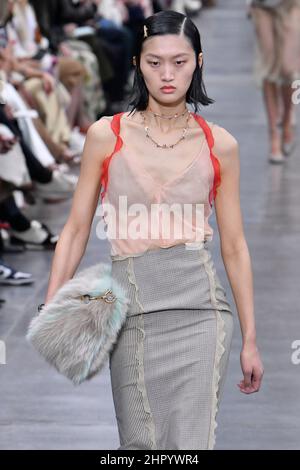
[212,125,264,394]
[44,116,114,304]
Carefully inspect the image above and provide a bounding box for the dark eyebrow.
[145,53,190,59]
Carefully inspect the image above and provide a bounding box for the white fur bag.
[26,262,129,385]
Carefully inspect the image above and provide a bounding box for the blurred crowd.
[0,0,217,297]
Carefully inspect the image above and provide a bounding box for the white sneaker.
[0,261,35,285]
[34,169,78,200]
[9,220,59,250]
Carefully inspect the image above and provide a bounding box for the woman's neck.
[143,101,189,133]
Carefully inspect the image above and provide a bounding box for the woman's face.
[140,34,202,104]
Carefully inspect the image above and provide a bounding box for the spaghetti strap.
[100,112,125,203]
[191,113,221,206]
[111,112,124,138]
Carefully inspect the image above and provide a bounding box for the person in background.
[53,0,131,111]
[250,0,300,163]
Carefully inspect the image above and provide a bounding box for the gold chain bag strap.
[26,262,129,385]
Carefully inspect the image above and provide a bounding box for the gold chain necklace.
[140,110,191,149]
[148,107,189,120]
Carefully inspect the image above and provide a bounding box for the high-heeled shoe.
[282,139,296,156]
[268,152,285,164]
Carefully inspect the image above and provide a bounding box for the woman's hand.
[3,104,15,121]
[42,72,55,94]
[63,23,77,37]
[0,134,17,154]
[59,42,73,57]
[238,342,264,394]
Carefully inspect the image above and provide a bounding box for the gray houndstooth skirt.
[108,242,234,450]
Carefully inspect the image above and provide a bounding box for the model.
[45,10,264,450]
[250,0,300,163]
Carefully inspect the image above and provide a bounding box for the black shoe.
[0,261,35,285]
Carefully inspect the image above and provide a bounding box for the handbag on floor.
[251,0,284,8]
[26,262,129,385]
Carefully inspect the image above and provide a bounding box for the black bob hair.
[127,10,214,114]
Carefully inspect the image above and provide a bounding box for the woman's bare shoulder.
[208,122,239,164]
[85,115,118,161]
[86,115,114,142]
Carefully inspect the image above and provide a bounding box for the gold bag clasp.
[76,289,116,304]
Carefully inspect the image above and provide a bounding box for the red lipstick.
[160,86,176,94]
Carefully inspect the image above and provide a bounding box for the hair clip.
[143,25,148,38]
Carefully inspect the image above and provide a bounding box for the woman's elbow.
[220,234,249,258]
[60,217,91,243]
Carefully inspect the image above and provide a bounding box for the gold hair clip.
[143,25,148,38]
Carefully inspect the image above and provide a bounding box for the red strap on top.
[100,112,124,203]
[191,112,221,207]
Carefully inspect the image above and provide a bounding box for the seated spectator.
[0,122,59,252]
[3,3,89,161]
[50,0,137,110]
[0,104,78,203]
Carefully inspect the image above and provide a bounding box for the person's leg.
[0,195,30,232]
[251,7,282,158]
[263,81,282,155]
[0,195,59,249]
[0,105,21,136]
[280,84,295,150]
[3,82,56,167]
[0,106,59,183]
[19,138,52,184]
[279,3,300,153]
[23,78,72,148]
[57,57,91,153]
[32,116,69,162]
[65,39,107,121]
